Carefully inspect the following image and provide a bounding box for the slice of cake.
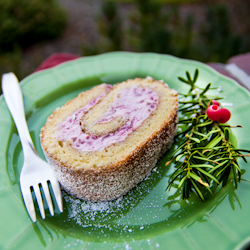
[40,77,178,201]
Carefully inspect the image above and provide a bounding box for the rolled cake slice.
[40,77,178,201]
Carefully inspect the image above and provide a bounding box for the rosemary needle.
[166,69,250,201]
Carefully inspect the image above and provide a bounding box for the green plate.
[1,52,250,250]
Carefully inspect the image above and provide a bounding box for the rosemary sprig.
[166,69,250,201]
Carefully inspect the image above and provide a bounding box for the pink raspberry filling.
[57,84,159,152]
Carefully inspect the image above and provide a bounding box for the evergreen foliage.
[201,4,241,62]
[0,0,67,51]
[88,0,248,63]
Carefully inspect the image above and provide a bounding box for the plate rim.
[1,51,250,250]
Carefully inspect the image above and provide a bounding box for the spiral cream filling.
[56,85,159,152]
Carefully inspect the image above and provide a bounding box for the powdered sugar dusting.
[61,165,165,230]
[63,192,136,228]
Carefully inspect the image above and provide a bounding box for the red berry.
[212,100,220,106]
[218,108,231,123]
[206,105,221,121]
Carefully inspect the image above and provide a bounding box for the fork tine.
[41,181,54,216]
[50,179,63,213]
[22,188,36,223]
[33,184,45,219]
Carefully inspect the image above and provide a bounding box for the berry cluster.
[206,100,231,123]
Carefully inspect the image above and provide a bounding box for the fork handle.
[2,73,36,157]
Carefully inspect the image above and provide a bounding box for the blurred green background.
[0,0,250,82]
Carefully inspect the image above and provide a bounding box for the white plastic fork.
[2,72,63,222]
